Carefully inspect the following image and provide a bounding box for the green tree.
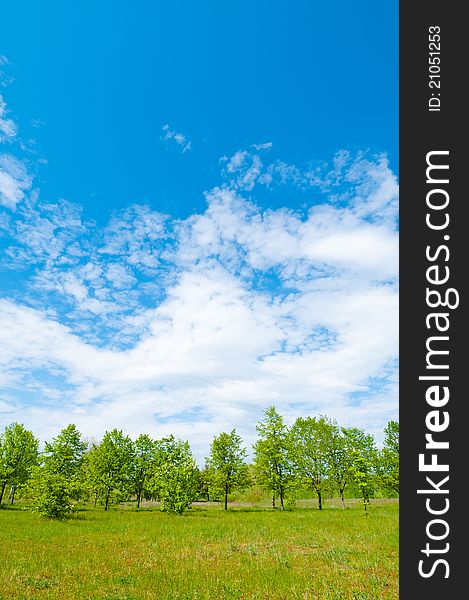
[150,436,198,514]
[0,423,39,505]
[327,422,355,510]
[376,420,399,496]
[82,443,104,508]
[253,406,294,510]
[29,469,78,518]
[195,465,211,502]
[87,429,134,510]
[42,424,88,478]
[132,433,159,508]
[206,429,249,510]
[28,424,88,518]
[290,415,334,510]
[345,427,377,512]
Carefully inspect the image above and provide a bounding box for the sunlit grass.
[0,499,398,600]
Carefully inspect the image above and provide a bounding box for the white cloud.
[0,94,17,140]
[222,152,264,191]
[226,150,248,172]
[178,185,398,281]
[0,154,31,210]
[161,124,192,153]
[251,142,273,151]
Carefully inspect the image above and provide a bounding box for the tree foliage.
[29,424,87,518]
[43,424,88,478]
[376,420,399,496]
[344,427,377,512]
[0,413,398,515]
[253,406,294,510]
[150,436,198,514]
[0,423,39,505]
[132,434,159,508]
[86,429,134,510]
[290,415,335,509]
[325,422,352,509]
[29,469,80,518]
[206,429,249,510]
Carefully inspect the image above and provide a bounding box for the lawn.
[0,499,398,600]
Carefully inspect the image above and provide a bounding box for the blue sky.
[0,1,398,459]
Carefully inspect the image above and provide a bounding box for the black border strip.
[400,2,464,595]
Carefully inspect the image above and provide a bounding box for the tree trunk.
[105,491,110,511]
[137,491,141,509]
[0,481,6,504]
[318,491,322,510]
[272,493,276,509]
[10,486,16,505]
[340,489,345,510]
[279,487,285,510]
[94,492,98,508]
[224,483,228,510]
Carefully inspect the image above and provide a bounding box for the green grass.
[0,499,398,600]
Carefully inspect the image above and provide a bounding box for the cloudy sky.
[0,2,398,461]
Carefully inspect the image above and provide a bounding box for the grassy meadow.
[0,497,398,600]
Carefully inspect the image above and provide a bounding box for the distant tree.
[150,436,198,514]
[87,429,134,510]
[327,423,354,510]
[290,415,335,510]
[206,429,249,510]
[195,466,211,502]
[253,406,294,510]
[29,424,88,518]
[82,444,104,508]
[0,423,39,505]
[132,434,159,508]
[376,420,399,496]
[345,427,377,512]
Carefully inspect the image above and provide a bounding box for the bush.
[150,438,199,515]
[29,469,80,518]
[158,463,198,514]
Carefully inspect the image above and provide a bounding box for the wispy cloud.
[0,154,32,210]
[0,88,34,211]
[251,142,273,151]
[220,146,398,229]
[0,95,17,140]
[161,124,192,153]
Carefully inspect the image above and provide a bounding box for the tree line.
[0,406,398,518]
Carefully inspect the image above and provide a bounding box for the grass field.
[0,498,398,600]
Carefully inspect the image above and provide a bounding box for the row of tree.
[0,407,398,518]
